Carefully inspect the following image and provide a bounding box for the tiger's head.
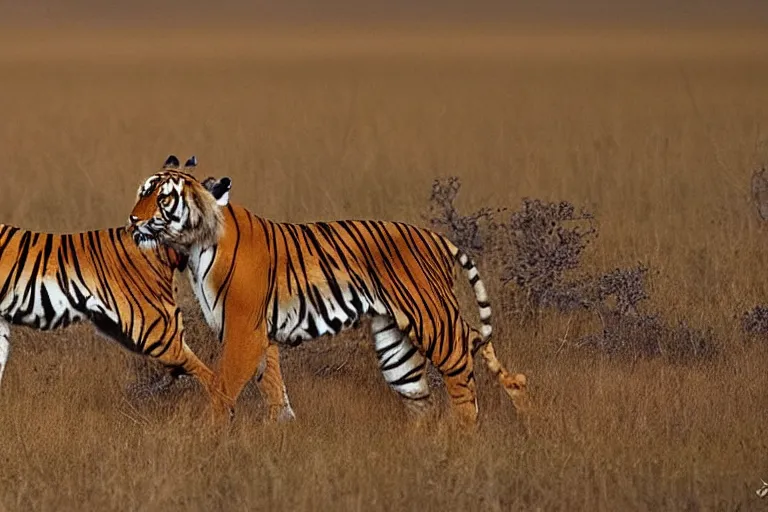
[127,155,231,251]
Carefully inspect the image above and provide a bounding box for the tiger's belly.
[269,285,387,345]
[0,277,88,330]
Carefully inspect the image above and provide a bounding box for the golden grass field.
[1,21,768,510]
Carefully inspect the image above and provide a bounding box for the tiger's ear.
[163,155,180,169]
[184,156,197,170]
[209,177,231,206]
[201,176,217,192]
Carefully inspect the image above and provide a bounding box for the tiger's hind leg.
[396,314,479,429]
[437,322,480,428]
[0,320,10,387]
[371,315,433,422]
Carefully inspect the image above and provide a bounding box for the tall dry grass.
[0,25,768,510]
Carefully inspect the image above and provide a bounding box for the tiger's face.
[127,155,231,251]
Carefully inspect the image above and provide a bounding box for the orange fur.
[128,161,529,426]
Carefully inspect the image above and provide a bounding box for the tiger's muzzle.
[127,216,162,248]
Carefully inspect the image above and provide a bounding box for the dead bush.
[425,177,718,362]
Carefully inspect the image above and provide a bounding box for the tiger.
[127,155,530,427]
[0,197,224,412]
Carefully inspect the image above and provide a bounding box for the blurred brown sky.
[2,0,767,27]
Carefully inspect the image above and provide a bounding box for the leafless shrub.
[751,166,768,221]
[503,199,717,360]
[743,168,768,341]
[425,180,717,361]
[580,309,717,361]
[742,305,768,339]
[595,265,650,315]
[501,198,597,312]
[517,264,649,318]
[424,176,496,257]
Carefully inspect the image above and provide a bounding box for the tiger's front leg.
[214,315,271,420]
[254,342,295,422]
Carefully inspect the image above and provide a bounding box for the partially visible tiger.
[0,204,223,411]
[127,155,530,427]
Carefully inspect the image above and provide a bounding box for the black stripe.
[315,222,374,303]
[39,284,56,329]
[348,221,421,327]
[389,362,426,386]
[373,322,396,335]
[445,360,467,377]
[0,227,19,258]
[380,345,419,372]
[12,231,33,287]
[42,234,54,275]
[212,204,240,310]
[300,225,357,321]
[375,336,405,359]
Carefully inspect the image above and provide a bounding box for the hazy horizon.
[2,0,767,27]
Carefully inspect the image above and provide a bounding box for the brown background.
[0,2,767,510]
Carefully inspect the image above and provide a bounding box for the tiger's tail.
[448,243,530,413]
[452,247,493,346]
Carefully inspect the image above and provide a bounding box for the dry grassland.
[0,24,767,511]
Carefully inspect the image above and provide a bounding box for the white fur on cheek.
[139,175,160,197]
[216,191,230,206]
[170,179,184,195]
[137,239,158,249]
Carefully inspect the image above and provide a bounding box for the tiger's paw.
[268,404,297,423]
[500,372,531,414]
